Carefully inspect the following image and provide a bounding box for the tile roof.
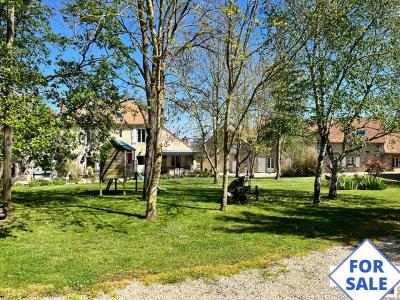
[116,101,147,125]
[311,119,400,154]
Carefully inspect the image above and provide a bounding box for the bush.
[160,170,213,179]
[337,175,386,190]
[66,161,82,180]
[281,150,317,177]
[27,178,67,187]
[365,159,387,177]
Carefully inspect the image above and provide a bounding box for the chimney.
[182,136,190,146]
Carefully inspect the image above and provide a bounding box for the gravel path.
[43,238,400,300]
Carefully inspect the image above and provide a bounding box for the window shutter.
[131,129,138,144]
[355,157,360,167]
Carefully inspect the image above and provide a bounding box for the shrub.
[86,166,94,177]
[27,178,67,187]
[281,150,317,177]
[365,159,387,177]
[159,170,212,179]
[337,175,386,190]
[66,161,82,180]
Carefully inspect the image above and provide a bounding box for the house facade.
[201,133,277,175]
[112,101,196,174]
[316,121,400,172]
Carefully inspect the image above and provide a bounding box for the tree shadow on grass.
[214,189,400,245]
[0,218,32,238]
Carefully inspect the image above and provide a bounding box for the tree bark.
[275,136,282,180]
[221,149,229,211]
[144,97,163,220]
[221,92,232,211]
[1,4,15,221]
[235,142,240,178]
[212,120,219,184]
[313,135,327,207]
[328,164,339,199]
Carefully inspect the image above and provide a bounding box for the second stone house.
[112,101,197,174]
[315,120,400,172]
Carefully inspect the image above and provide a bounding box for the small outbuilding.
[100,139,137,195]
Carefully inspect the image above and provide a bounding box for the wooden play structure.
[99,140,138,196]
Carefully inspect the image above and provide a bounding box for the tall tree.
[65,0,209,219]
[260,67,307,179]
[297,0,400,205]
[174,41,226,184]
[218,0,307,211]
[0,0,68,220]
[1,1,14,220]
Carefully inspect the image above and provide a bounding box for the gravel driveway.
[44,237,400,300]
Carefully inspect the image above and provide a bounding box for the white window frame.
[267,157,275,169]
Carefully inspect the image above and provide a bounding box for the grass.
[0,177,399,298]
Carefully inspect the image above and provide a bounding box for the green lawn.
[0,177,399,298]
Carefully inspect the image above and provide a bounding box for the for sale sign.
[329,239,400,300]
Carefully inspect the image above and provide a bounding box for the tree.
[65,0,210,219]
[259,67,307,180]
[0,0,110,220]
[11,100,77,177]
[296,0,400,205]
[218,0,307,211]
[174,37,226,184]
[0,0,69,220]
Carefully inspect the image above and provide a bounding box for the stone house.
[201,131,277,175]
[111,101,197,175]
[315,120,400,172]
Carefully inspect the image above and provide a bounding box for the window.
[356,129,366,137]
[137,156,144,165]
[138,128,146,143]
[127,152,133,164]
[346,157,356,167]
[171,156,181,168]
[267,157,275,169]
[393,157,400,168]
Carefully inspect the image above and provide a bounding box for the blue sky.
[44,2,196,139]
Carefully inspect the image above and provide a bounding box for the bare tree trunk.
[235,142,240,178]
[213,121,219,184]
[221,93,232,211]
[328,164,339,199]
[144,96,163,220]
[275,136,282,180]
[221,149,229,211]
[313,136,327,207]
[1,4,15,221]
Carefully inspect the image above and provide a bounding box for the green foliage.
[281,150,317,177]
[99,141,114,172]
[337,175,387,190]
[160,170,213,179]
[260,65,307,143]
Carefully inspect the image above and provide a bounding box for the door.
[257,157,266,173]
[231,160,237,173]
[267,157,275,173]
